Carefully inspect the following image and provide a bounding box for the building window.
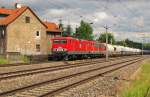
[25,16,30,23]
[36,31,40,39]
[36,31,40,36]
[36,44,40,52]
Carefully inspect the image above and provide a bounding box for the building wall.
[6,9,48,55]
[0,27,6,54]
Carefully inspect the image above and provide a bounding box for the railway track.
[0,57,144,97]
[0,56,139,68]
[0,56,140,80]
[0,57,119,76]
[0,61,52,67]
[0,58,104,68]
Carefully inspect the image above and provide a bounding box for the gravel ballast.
[0,57,136,93]
[52,58,147,97]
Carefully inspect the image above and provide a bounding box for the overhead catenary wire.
[43,0,148,37]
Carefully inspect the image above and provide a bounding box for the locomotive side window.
[61,40,67,43]
[54,40,67,44]
[54,40,60,43]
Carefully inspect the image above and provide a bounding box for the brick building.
[0,5,61,60]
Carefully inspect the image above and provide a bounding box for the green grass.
[121,60,150,97]
[20,55,30,63]
[0,57,9,64]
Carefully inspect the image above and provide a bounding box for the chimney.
[15,3,22,9]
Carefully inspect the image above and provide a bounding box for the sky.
[0,0,150,43]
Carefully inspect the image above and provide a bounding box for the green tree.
[73,27,79,38]
[125,39,142,49]
[116,39,144,49]
[76,20,94,40]
[144,43,150,50]
[116,40,127,46]
[63,24,73,37]
[97,32,115,44]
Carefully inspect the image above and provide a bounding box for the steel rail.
[0,57,140,80]
[0,57,143,97]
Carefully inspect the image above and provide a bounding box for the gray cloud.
[0,0,150,42]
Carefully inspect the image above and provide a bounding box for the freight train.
[51,37,145,60]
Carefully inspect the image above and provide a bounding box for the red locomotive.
[51,37,106,60]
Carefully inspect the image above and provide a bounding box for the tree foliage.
[125,39,142,48]
[75,20,94,40]
[58,20,73,37]
[116,39,150,50]
[116,40,127,46]
[144,43,150,50]
[97,32,115,44]
[63,24,73,37]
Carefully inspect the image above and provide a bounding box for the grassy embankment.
[0,57,9,64]
[121,59,150,97]
[0,56,30,64]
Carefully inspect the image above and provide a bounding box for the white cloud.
[95,12,108,20]
[136,16,144,27]
[47,9,66,16]
[93,18,99,22]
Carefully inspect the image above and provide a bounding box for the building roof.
[44,22,61,33]
[0,8,16,15]
[0,6,47,28]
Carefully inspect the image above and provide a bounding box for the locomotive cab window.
[54,40,67,44]
[54,40,60,44]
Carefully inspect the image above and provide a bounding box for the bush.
[20,55,31,63]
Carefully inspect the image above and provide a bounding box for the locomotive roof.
[53,37,95,42]
[53,37,106,44]
[52,37,74,40]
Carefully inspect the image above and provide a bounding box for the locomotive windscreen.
[54,40,67,44]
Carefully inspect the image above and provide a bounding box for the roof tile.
[0,6,47,28]
[0,6,27,25]
[44,22,61,33]
[0,8,16,15]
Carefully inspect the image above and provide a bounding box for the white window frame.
[35,31,41,39]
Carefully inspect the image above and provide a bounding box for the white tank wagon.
[143,50,150,54]
[103,43,142,56]
[107,44,115,56]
